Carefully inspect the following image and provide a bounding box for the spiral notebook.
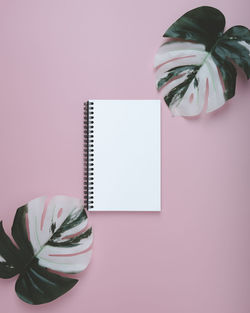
[84,100,161,211]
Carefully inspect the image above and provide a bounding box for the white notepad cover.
[88,100,161,211]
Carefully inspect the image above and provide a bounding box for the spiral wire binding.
[83,101,94,210]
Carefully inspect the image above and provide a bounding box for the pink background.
[0,0,250,312]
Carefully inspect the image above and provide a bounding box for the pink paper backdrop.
[0,0,250,312]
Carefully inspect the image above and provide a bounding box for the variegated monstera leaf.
[0,196,93,305]
[154,6,250,116]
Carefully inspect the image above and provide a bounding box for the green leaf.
[155,6,250,116]
[15,260,78,305]
[215,26,250,78]
[0,222,19,278]
[0,196,93,304]
[164,6,225,50]
[11,205,34,260]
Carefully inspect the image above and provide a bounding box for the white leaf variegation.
[0,195,93,304]
[154,41,225,116]
[26,195,93,273]
[155,6,250,116]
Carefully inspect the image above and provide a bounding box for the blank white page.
[89,100,161,211]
